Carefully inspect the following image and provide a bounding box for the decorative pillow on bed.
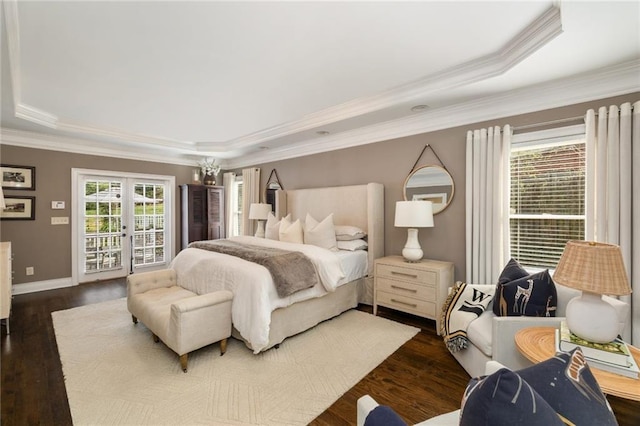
[334,225,367,241]
[279,216,304,244]
[493,270,557,317]
[304,213,338,251]
[337,239,368,251]
[265,213,290,240]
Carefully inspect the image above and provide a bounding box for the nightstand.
[374,255,454,334]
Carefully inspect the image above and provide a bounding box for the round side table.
[515,326,640,401]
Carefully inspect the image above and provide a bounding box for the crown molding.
[0,128,201,167]
[226,59,640,169]
[3,60,637,171]
[215,6,563,151]
[4,3,562,153]
[14,103,58,128]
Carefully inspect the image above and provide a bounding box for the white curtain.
[222,172,236,237]
[465,126,512,284]
[585,101,639,344]
[242,167,260,236]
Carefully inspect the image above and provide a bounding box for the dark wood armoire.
[180,184,225,249]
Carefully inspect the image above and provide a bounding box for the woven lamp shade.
[553,240,631,296]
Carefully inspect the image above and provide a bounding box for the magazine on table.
[558,321,631,366]
[555,324,639,379]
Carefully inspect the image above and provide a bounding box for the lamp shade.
[248,203,271,220]
[553,240,631,296]
[394,201,434,228]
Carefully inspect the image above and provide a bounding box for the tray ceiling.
[1,1,639,168]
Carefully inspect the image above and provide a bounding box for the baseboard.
[12,277,75,295]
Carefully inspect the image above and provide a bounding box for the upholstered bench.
[126,269,233,372]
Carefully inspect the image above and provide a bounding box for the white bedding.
[335,249,368,283]
[170,236,366,353]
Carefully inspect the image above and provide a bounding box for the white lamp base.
[254,220,266,238]
[401,228,423,262]
[566,291,620,343]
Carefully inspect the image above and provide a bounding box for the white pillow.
[265,213,290,240]
[279,217,304,244]
[304,213,338,251]
[335,225,367,241]
[337,239,368,251]
[338,239,369,251]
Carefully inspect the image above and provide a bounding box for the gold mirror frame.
[403,164,455,214]
[264,169,283,211]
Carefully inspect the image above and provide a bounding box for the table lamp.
[553,240,631,343]
[394,200,434,262]
[248,203,272,238]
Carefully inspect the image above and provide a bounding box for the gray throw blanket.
[188,240,319,297]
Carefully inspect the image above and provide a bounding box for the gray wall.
[0,147,195,285]
[1,92,637,288]
[245,92,639,282]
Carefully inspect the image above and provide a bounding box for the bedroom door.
[72,170,174,284]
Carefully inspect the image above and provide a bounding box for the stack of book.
[555,321,639,379]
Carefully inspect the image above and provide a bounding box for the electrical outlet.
[26,266,34,276]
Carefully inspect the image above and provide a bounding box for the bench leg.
[180,354,188,373]
[152,333,159,343]
[131,315,138,324]
[220,338,228,356]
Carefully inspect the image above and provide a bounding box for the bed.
[170,182,384,353]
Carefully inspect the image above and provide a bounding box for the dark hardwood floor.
[2,279,638,425]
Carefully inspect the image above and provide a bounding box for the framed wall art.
[1,164,35,190]
[1,196,35,220]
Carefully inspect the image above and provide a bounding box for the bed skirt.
[233,276,370,352]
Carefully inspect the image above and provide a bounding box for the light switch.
[51,216,69,225]
[51,201,65,209]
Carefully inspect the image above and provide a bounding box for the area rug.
[52,298,418,425]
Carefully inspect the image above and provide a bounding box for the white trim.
[1,58,638,169]
[226,60,640,169]
[511,124,586,150]
[12,277,74,295]
[0,128,199,167]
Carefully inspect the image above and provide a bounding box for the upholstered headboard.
[275,183,384,276]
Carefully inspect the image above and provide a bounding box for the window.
[509,126,586,269]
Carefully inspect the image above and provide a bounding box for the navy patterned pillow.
[494,270,557,317]
[497,258,529,285]
[517,349,618,425]
[460,368,563,426]
[364,405,407,426]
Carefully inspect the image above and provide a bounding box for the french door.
[72,169,174,284]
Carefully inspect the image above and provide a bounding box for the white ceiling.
[1,1,639,169]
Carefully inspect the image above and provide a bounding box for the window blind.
[510,142,585,268]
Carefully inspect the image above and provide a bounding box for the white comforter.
[170,236,347,353]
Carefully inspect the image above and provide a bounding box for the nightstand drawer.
[376,264,437,286]
[376,290,436,317]
[376,277,435,302]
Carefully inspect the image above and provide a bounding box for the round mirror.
[403,165,454,214]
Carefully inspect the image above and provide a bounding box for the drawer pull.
[391,271,418,279]
[390,285,417,293]
[390,299,418,308]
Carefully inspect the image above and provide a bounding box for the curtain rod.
[512,105,635,133]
